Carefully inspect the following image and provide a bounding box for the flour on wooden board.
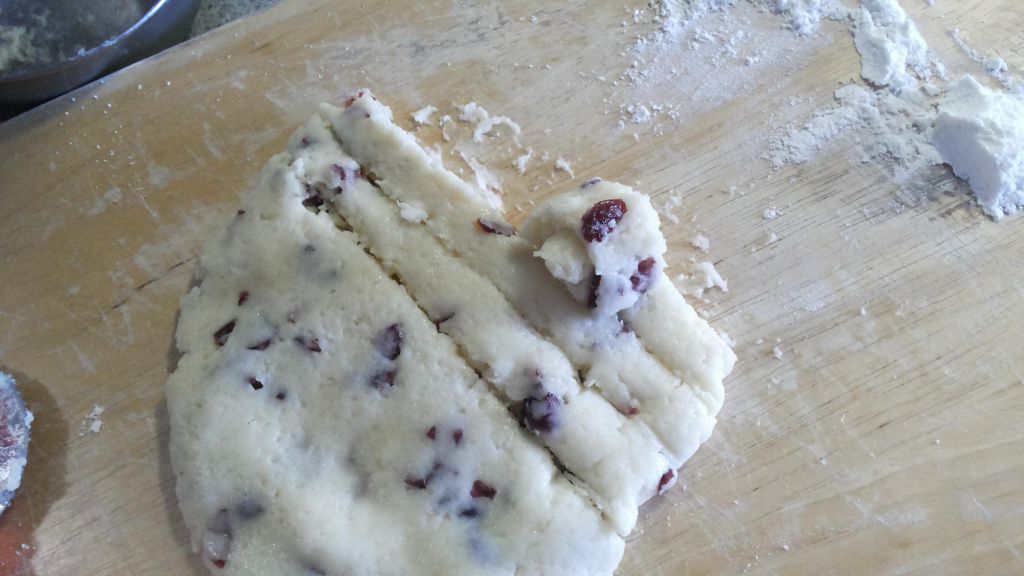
[77,404,105,436]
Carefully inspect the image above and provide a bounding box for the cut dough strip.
[321,93,730,467]
[288,113,675,535]
[169,150,623,575]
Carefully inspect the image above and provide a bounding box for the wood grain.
[0,0,1022,574]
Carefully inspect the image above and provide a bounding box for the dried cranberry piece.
[581,177,602,188]
[586,275,601,309]
[213,320,236,347]
[236,498,264,520]
[300,136,310,147]
[370,369,396,391]
[580,199,627,242]
[374,323,403,360]
[302,189,325,210]
[475,218,517,236]
[247,339,272,351]
[205,509,232,569]
[295,336,321,353]
[343,90,366,108]
[627,406,639,416]
[248,377,264,391]
[237,291,250,306]
[405,476,428,490]
[452,429,463,445]
[471,480,497,500]
[522,389,562,434]
[426,426,437,440]
[630,257,657,293]
[657,469,677,495]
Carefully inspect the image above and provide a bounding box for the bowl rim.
[0,0,171,82]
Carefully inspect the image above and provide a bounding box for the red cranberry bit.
[657,469,677,495]
[627,406,640,416]
[295,336,322,353]
[580,199,628,243]
[630,257,657,293]
[237,291,250,306]
[205,509,232,568]
[523,390,562,434]
[213,320,236,347]
[370,369,396,391]
[236,498,265,520]
[343,91,364,108]
[302,190,325,210]
[405,476,428,490]
[330,163,361,182]
[470,480,497,500]
[452,428,464,445]
[581,177,602,188]
[426,426,437,440]
[586,275,602,309]
[247,339,273,351]
[374,323,404,360]
[300,136,310,147]
[248,377,264,391]
[476,217,517,237]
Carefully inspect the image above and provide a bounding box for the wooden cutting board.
[1,0,1022,574]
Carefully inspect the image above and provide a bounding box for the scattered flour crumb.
[782,544,791,552]
[772,345,785,360]
[514,149,534,174]
[78,404,105,437]
[554,158,575,178]
[411,105,438,125]
[439,115,455,142]
[860,307,867,316]
[458,102,522,143]
[763,206,783,220]
[690,233,710,252]
[675,261,728,299]
[397,200,428,223]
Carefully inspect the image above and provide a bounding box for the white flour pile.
[763,0,1023,218]
[621,0,1024,219]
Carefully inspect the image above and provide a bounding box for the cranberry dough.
[167,90,736,576]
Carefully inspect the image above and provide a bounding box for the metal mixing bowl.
[0,0,200,116]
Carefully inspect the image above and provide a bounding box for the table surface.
[0,0,1022,574]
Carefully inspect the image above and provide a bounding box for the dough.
[168,89,735,576]
[322,94,732,465]
[168,153,622,575]
[520,181,667,317]
[290,114,673,535]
